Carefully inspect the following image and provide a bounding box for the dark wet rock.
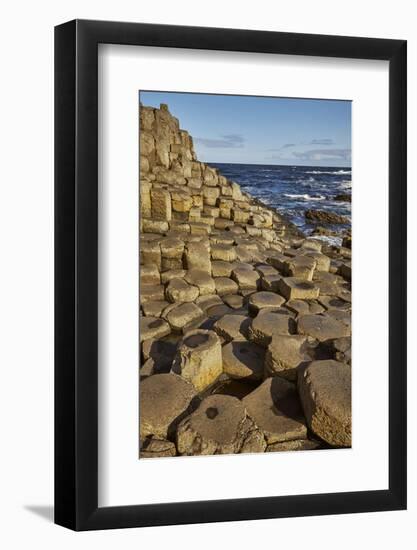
[334,194,351,202]
[305,209,349,225]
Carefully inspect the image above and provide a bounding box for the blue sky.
[140,91,351,167]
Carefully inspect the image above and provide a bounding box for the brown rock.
[172,329,223,392]
[185,269,216,296]
[248,310,295,347]
[215,277,239,296]
[141,300,169,318]
[140,436,176,458]
[305,209,349,225]
[140,373,197,439]
[165,278,199,303]
[140,263,160,286]
[297,314,350,342]
[140,316,171,342]
[298,360,351,447]
[165,303,204,332]
[211,260,234,278]
[266,439,321,452]
[222,341,265,380]
[177,395,257,455]
[184,240,211,273]
[278,277,319,301]
[151,188,172,221]
[231,267,260,290]
[213,314,251,342]
[141,284,165,303]
[248,291,286,316]
[265,334,310,381]
[242,378,307,444]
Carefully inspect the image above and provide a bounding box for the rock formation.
[139,103,352,458]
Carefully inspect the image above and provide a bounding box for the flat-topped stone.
[231,267,260,290]
[242,378,307,444]
[172,329,223,392]
[222,340,265,380]
[215,277,239,296]
[222,294,245,310]
[160,269,186,284]
[142,300,169,318]
[298,360,351,447]
[248,291,286,316]
[265,334,310,381]
[297,314,350,342]
[303,252,330,272]
[278,277,320,301]
[140,316,171,342]
[165,303,204,332]
[140,373,197,439]
[177,394,258,455]
[165,278,199,303]
[248,310,295,347]
[284,255,316,280]
[261,273,282,292]
[211,243,238,262]
[318,295,351,311]
[195,294,223,312]
[211,260,234,278]
[185,269,216,296]
[285,299,325,317]
[184,240,211,273]
[213,314,251,342]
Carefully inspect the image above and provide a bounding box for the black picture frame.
[55,19,407,531]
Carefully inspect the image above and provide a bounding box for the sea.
[211,163,351,242]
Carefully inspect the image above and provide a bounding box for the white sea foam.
[309,234,343,247]
[306,169,351,175]
[283,193,326,201]
[338,181,352,189]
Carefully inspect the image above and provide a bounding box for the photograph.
[139,91,352,458]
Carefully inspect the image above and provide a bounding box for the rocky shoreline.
[139,103,351,458]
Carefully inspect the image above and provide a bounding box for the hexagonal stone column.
[242,377,307,444]
[248,310,295,347]
[265,334,309,381]
[140,316,171,342]
[165,278,199,303]
[140,373,197,439]
[177,394,260,455]
[172,329,223,391]
[278,277,320,300]
[222,340,265,380]
[184,240,211,273]
[248,291,286,316]
[284,255,317,280]
[298,360,351,447]
[297,314,350,341]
